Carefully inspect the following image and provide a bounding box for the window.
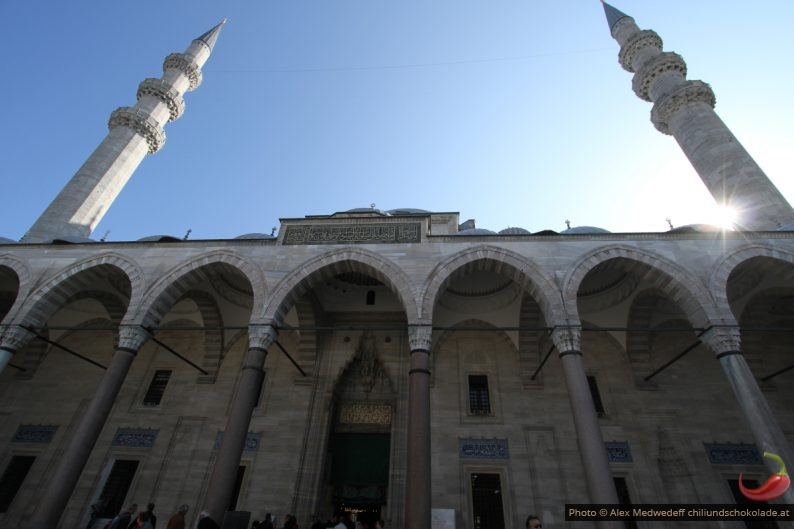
[728,479,779,529]
[96,460,139,518]
[468,375,491,415]
[143,370,172,406]
[471,473,505,529]
[0,455,35,512]
[587,375,605,416]
[613,477,638,529]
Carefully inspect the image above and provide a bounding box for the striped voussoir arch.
[563,245,719,330]
[259,247,419,328]
[420,245,563,327]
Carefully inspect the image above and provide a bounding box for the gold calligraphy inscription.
[283,223,421,245]
[339,403,392,425]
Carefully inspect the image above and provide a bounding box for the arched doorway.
[327,332,395,525]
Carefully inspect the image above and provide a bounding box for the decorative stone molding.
[551,326,581,354]
[137,78,186,121]
[704,442,762,465]
[700,326,741,356]
[632,52,687,102]
[163,53,203,91]
[606,441,633,463]
[108,107,166,153]
[619,30,663,72]
[248,324,277,350]
[651,80,716,134]
[0,325,35,352]
[459,438,509,459]
[117,325,150,351]
[13,424,58,444]
[408,325,433,351]
[112,428,158,448]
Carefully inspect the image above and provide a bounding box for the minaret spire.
[603,3,794,230]
[21,20,227,243]
[601,1,628,32]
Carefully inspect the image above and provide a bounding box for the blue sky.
[2,1,793,241]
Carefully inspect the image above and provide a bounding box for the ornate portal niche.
[334,332,395,434]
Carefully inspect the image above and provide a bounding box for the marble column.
[702,327,794,504]
[205,325,277,523]
[28,325,150,529]
[552,327,620,527]
[405,325,432,529]
[0,325,35,374]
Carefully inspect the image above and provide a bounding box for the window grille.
[143,370,172,406]
[468,375,491,415]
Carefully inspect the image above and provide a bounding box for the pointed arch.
[259,247,418,327]
[563,244,720,328]
[710,244,794,317]
[132,251,263,327]
[420,245,563,326]
[0,255,30,323]
[10,253,142,328]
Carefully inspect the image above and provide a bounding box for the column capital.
[117,325,150,352]
[700,326,741,357]
[552,326,581,354]
[248,325,278,350]
[0,325,36,352]
[408,325,433,352]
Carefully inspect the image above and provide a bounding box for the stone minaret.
[602,2,794,231]
[21,20,227,243]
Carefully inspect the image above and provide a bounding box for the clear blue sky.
[2,1,793,241]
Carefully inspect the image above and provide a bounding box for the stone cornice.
[619,30,662,73]
[651,80,716,134]
[632,52,687,102]
[137,78,186,122]
[163,53,203,91]
[108,107,166,153]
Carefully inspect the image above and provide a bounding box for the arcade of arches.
[2,218,794,529]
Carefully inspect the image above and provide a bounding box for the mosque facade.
[2,4,794,529]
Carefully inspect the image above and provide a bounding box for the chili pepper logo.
[739,452,790,502]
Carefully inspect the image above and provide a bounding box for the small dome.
[498,227,531,235]
[456,228,497,236]
[667,224,721,234]
[387,208,431,215]
[777,223,794,232]
[0,237,17,245]
[50,236,97,244]
[344,207,390,215]
[561,226,611,235]
[137,235,181,242]
[533,229,559,236]
[234,233,276,240]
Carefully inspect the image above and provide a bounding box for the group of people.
[251,512,385,529]
[99,503,190,529]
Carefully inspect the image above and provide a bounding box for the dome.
[0,237,17,245]
[50,236,97,244]
[387,208,431,215]
[561,226,611,235]
[235,233,276,240]
[777,223,794,232]
[667,224,721,234]
[456,228,497,236]
[498,227,531,235]
[532,229,559,236]
[137,235,182,242]
[344,207,390,215]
